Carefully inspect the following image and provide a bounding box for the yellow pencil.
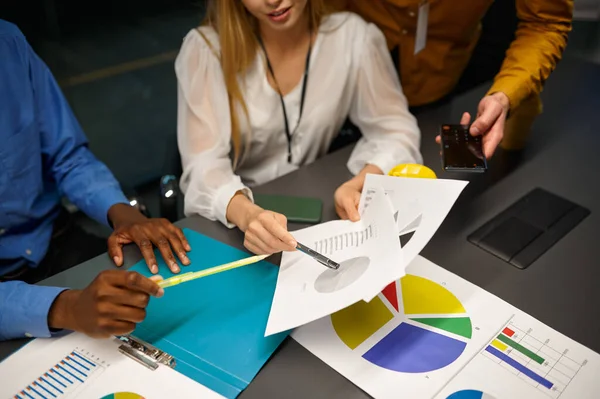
[157,254,270,288]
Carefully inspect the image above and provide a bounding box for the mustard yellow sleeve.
[487,0,573,110]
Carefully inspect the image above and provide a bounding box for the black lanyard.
[259,36,312,163]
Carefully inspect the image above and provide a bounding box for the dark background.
[0,0,598,218]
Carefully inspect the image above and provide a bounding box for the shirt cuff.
[347,149,418,176]
[487,77,532,112]
[213,180,254,229]
[89,189,130,227]
[4,284,68,340]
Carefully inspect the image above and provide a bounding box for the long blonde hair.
[203,0,330,167]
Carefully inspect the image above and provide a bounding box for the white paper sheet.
[265,186,402,336]
[435,311,600,399]
[0,333,224,399]
[293,255,600,399]
[359,175,468,301]
[292,255,516,398]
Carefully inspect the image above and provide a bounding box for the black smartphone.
[440,124,488,173]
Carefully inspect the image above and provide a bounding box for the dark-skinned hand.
[107,204,191,274]
[48,270,164,338]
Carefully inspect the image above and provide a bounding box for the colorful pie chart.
[446,390,496,399]
[331,274,472,373]
[100,393,144,399]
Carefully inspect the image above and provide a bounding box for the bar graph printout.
[0,333,224,399]
[485,324,582,393]
[434,311,600,399]
[313,224,376,255]
[11,346,105,399]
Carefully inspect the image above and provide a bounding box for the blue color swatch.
[362,322,467,373]
[485,346,553,389]
[131,228,289,398]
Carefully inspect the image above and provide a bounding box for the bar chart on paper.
[313,224,377,255]
[480,320,588,398]
[12,347,106,399]
[331,274,472,373]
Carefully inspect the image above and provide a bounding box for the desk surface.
[2,57,600,399]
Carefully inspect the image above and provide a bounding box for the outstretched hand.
[107,204,191,274]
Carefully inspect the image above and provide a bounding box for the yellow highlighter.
[157,254,270,289]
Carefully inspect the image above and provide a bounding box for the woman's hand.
[226,192,297,255]
[334,179,362,222]
[335,164,384,222]
[243,209,297,254]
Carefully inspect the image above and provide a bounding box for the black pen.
[296,242,340,270]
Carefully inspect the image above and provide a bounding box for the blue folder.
[130,228,289,398]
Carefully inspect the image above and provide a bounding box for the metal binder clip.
[117,335,176,370]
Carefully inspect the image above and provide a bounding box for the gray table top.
[2,57,600,399]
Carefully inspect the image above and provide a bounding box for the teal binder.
[129,228,289,398]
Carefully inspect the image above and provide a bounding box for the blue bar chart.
[13,350,104,399]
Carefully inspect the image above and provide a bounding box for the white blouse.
[176,12,422,227]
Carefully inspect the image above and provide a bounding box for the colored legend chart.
[446,390,496,399]
[101,393,144,399]
[13,349,105,399]
[481,322,587,398]
[331,274,471,373]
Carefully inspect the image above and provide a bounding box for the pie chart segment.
[409,317,473,339]
[381,283,399,312]
[362,322,468,373]
[446,390,496,399]
[100,393,145,399]
[331,296,394,350]
[401,275,466,315]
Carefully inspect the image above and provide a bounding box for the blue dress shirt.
[0,20,129,340]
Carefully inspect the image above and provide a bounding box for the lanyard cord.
[258,33,312,163]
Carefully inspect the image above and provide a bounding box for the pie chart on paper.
[446,390,496,399]
[331,275,472,373]
[100,393,144,399]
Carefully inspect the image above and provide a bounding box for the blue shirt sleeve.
[0,282,67,341]
[25,39,129,226]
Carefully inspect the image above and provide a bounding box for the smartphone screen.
[440,124,487,172]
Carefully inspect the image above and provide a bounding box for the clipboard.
[121,228,289,398]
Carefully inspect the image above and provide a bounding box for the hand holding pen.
[240,209,298,255]
[234,205,340,270]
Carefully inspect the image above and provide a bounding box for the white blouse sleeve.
[176,29,253,227]
[347,23,423,175]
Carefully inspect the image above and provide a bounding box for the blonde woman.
[176,0,422,255]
